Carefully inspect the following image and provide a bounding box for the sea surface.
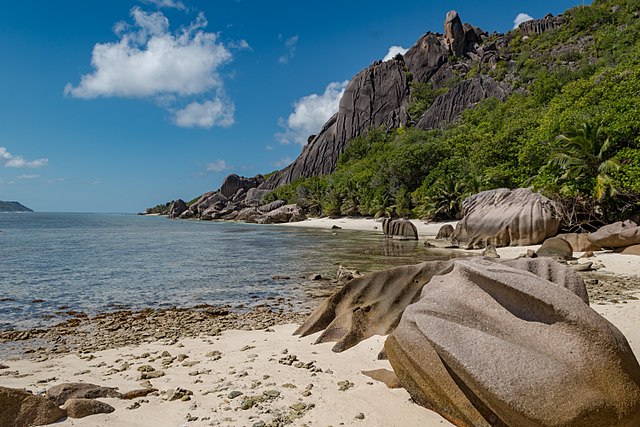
[0,213,455,330]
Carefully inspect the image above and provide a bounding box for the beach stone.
[258,200,286,213]
[122,388,156,399]
[62,398,115,418]
[46,382,122,406]
[588,220,640,248]
[235,207,261,223]
[536,236,574,260]
[382,218,418,240]
[295,257,588,352]
[452,188,562,248]
[0,386,67,427]
[481,244,500,258]
[255,204,306,224]
[557,233,601,252]
[435,224,455,239]
[386,258,640,427]
[618,244,640,256]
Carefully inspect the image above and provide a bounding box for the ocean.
[0,213,452,330]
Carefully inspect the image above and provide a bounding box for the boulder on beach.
[295,257,588,352]
[452,188,562,248]
[536,236,574,260]
[435,224,455,239]
[618,244,640,256]
[62,398,115,419]
[258,199,287,213]
[168,199,188,219]
[382,218,418,240]
[385,258,640,427]
[0,386,67,427]
[220,174,264,198]
[587,220,640,248]
[255,204,306,224]
[46,382,122,406]
[557,233,601,252]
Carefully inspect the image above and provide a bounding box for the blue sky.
[0,0,591,212]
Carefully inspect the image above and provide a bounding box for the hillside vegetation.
[265,0,640,229]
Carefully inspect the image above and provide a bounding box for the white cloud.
[206,159,229,172]
[174,98,234,128]
[383,45,408,61]
[514,13,535,29]
[0,147,48,169]
[265,145,274,151]
[18,174,39,180]
[278,35,298,64]
[142,0,186,10]
[65,7,236,129]
[47,178,65,184]
[276,80,349,145]
[274,156,293,167]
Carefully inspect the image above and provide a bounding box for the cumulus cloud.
[0,147,48,169]
[206,159,229,172]
[174,99,234,128]
[65,7,236,129]
[276,80,349,145]
[141,0,186,10]
[383,45,408,61]
[514,13,535,29]
[278,35,299,64]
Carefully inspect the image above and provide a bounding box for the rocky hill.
[0,201,33,212]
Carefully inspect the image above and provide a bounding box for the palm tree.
[547,121,620,200]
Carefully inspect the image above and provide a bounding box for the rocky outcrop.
[295,257,587,352]
[220,174,264,198]
[452,188,562,248]
[0,387,67,427]
[536,236,574,260]
[385,258,640,427]
[558,233,601,252]
[382,218,418,240]
[244,188,271,206]
[417,76,510,129]
[444,11,465,57]
[258,200,287,213]
[404,33,450,84]
[255,204,306,224]
[0,201,33,212]
[261,58,411,189]
[168,199,188,219]
[519,14,564,37]
[46,382,122,406]
[587,220,640,248]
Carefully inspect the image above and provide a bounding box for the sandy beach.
[2,217,639,426]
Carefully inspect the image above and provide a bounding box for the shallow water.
[0,213,459,329]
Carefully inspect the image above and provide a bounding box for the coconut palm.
[547,121,620,200]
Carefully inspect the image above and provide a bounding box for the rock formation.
[62,398,115,419]
[444,11,466,57]
[255,204,306,224]
[536,236,574,260]
[385,258,640,427]
[519,14,564,37]
[587,219,640,248]
[452,188,562,248]
[416,76,510,129]
[436,224,455,239]
[220,174,264,198]
[557,233,601,252]
[168,199,188,219]
[295,257,587,352]
[0,386,67,427]
[382,218,418,240]
[46,382,122,406]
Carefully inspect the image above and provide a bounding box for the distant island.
[0,201,33,212]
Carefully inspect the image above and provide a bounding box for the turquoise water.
[0,213,450,330]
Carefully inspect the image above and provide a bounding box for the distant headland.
[0,201,33,212]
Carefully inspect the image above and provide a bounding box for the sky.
[0,0,592,212]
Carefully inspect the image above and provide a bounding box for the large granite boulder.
[62,398,115,418]
[385,258,640,427]
[168,199,188,219]
[258,199,287,213]
[188,191,215,213]
[194,192,227,215]
[417,76,510,130]
[46,382,122,406]
[436,224,455,239]
[255,204,306,224]
[452,188,562,248]
[587,220,640,248]
[382,218,418,240]
[261,57,411,189]
[519,13,564,37]
[444,10,465,57]
[0,386,67,427]
[235,207,261,223]
[404,32,450,84]
[295,257,587,352]
[244,188,271,206]
[220,174,264,198]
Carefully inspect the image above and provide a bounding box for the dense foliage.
[266,0,640,224]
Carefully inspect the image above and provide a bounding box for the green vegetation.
[267,0,640,225]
